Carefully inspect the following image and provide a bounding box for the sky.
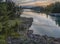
[12,0,60,5]
[3,0,60,2]
[12,0,60,2]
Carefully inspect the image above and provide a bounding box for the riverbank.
[7,16,60,44]
[7,30,60,44]
[7,17,33,44]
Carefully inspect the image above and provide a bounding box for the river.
[21,9,60,38]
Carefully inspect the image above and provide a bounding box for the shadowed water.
[21,9,60,38]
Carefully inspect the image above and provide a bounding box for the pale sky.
[12,0,60,2]
[12,0,60,4]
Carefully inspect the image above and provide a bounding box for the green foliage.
[52,2,60,13]
[0,2,23,44]
[0,23,2,32]
[7,2,16,19]
[0,2,7,16]
[0,40,6,44]
[44,2,60,13]
[44,3,54,13]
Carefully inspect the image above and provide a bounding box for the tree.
[0,2,22,44]
[52,2,60,13]
[44,3,54,13]
[45,2,60,13]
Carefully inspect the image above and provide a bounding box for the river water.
[21,9,60,38]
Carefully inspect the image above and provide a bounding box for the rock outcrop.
[8,30,60,44]
[19,17,33,31]
[7,17,60,44]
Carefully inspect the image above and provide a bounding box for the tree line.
[44,2,60,13]
[31,2,60,13]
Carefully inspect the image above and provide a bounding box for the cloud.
[12,0,60,4]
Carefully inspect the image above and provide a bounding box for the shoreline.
[7,17,60,44]
[7,30,60,44]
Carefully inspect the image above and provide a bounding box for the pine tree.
[0,2,22,44]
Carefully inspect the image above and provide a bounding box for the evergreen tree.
[0,2,23,44]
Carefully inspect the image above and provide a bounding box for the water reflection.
[50,16,60,27]
[21,9,60,38]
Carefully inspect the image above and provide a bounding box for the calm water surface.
[21,9,60,38]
